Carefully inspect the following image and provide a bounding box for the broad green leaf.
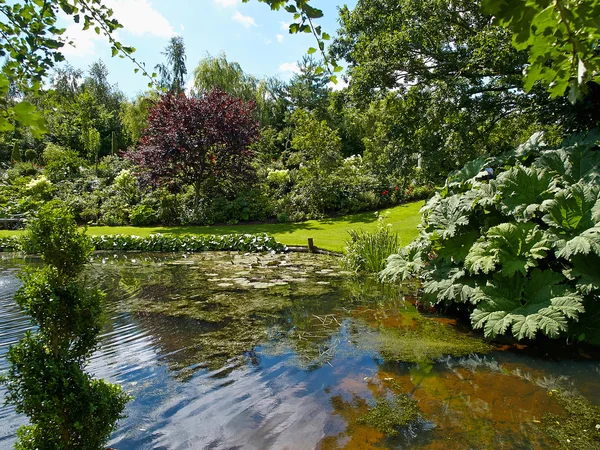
[470,269,583,340]
[447,156,488,184]
[434,230,480,263]
[555,225,600,260]
[535,144,600,185]
[381,246,426,282]
[543,183,600,238]
[490,132,545,168]
[497,166,557,221]
[424,194,471,239]
[511,308,568,339]
[523,269,566,305]
[464,241,496,274]
[467,223,552,277]
[569,253,600,294]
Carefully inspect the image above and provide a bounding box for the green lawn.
[0,201,424,252]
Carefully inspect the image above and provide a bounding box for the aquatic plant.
[90,232,285,253]
[0,235,22,251]
[344,216,399,274]
[542,391,600,450]
[0,232,286,253]
[0,201,130,449]
[382,131,600,344]
[357,394,420,437]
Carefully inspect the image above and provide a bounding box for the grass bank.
[0,201,424,253]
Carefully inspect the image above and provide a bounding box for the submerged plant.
[542,391,600,450]
[0,201,130,449]
[382,130,600,344]
[357,394,421,437]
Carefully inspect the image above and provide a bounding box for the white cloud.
[278,62,300,75]
[180,24,185,31]
[105,0,175,38]
[265,39,272,45]
[60,0,175,58]
[214,0,237,6]
[328,77,349,91]
[280,21,290,31]
[232,11,257,28]
[61,23,105,58]
[276,34,284,43]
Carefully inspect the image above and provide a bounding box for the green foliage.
[129,204,157,226]
[0,200,130,449]
[192,52,258,100]
[11,144,21,164]
[344,217,399,274]
[0,0,140,137]
[382,131,600,343]
[155,36,187,94]
[22,201,93,278]
[90,233,285,253]
[42,143,85,183]
[23,149,37,162]
[483,0,600,102]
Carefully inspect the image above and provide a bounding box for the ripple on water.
[0,253,598,450]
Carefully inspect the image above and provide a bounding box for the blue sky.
[59,0,357,99]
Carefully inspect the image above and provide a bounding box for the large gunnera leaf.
[381,251,424,282]
[496,166,557,221]
[422,194,472,239]
[421,259,478,304]
[543,183,600,258]
[567,253,600,294]
[543,183,599,233]
[433,230,480,263]
[471,270,584,340]
[465,223,553,277]
[489,132,545,168]
[447,156,488,185]
[535,140,600,184]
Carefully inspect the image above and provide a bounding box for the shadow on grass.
[134,220,322,237]
[318,210,380,225]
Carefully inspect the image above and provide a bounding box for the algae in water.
[542,391,600,450]
[357,394,421,437]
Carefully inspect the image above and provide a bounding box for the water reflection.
[0,252,598,449]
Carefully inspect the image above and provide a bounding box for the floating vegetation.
[373,321,492,363]
[542,391,600,450]
[357,394,420,437]
[353,307,492,364]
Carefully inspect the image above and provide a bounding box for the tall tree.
[330,0,598,181]
[156,36,188,95]
[287,55,329,118]
[192,52,258,100]
[127,89,259,210]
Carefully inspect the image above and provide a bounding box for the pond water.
[0,252,599,449]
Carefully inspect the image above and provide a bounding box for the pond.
[0,252,599,449]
